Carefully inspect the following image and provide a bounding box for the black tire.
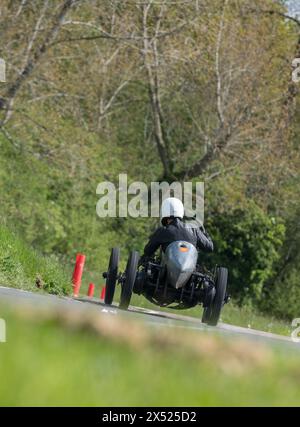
[202,267,228,326]
[104,247,120,305]
[201,306,210,324]
[119,251,139,310]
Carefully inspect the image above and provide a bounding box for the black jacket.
[143,218,214,257]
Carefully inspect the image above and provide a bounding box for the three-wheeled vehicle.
[103,241,229,326]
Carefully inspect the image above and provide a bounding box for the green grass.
[220,303,292,336]
[0,304,299,406]
[0,224,71,295]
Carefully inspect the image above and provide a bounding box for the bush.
[262,210,300,320]
[203,201,285,306]
[264,266,300,320]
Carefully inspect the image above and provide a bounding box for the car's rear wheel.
[202,267,228,326]
[119,251,139,310]
[104,247,120,305]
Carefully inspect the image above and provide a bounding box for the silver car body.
[164,241,198,289]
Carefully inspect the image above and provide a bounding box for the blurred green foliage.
[0,305,299,406]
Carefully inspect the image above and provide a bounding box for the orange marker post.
[87,283,95,297]
[72,253,86,297]
[100,286,106,301]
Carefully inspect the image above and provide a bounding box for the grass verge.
[0,224,71,295]
[0,302,299,406]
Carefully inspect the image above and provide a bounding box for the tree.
[0,0,78,128]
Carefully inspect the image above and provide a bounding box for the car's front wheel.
[104,247,120,305]
[119,251,140,310]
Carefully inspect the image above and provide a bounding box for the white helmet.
[161,197,184,221]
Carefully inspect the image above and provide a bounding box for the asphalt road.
[0,286,299,349]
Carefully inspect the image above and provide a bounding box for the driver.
[142,197,213,260]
